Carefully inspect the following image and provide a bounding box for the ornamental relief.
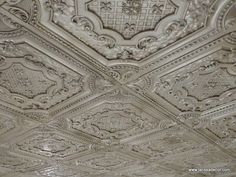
[0,41,86,110]
[152,49,236,111]
[36,165,88,177]
[0,115,15,136]
[0,148,44,172]
[28,0,216,61]
[14,127,91,158]
[109,64,139,84]
[74,151,135,173]
[2,2,31,23]
[52,88,176,142]
[0,62,55,99]
[216,0,236,30]
[191,115,236,154]
[0,0,235,177]
[0,0,26,32]
[87,0,177,39]
[157,146,232,173]
[115,162,180,177]
[129,126,206,158]
[67,102,160,140]
[0,111,40,144]
[224,4,236,29]
[0,12,21,32]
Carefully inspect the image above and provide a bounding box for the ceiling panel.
[0,0,235,177]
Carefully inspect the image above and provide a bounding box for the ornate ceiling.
[0,0,235,177]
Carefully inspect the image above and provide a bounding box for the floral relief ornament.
[45,0,215,60]
[15,128,89,158]
[205,116,236,149]
[122,0,142,16]
[68,103,159,140]
[153,49,236,111]
[0,46,85,110]
[100,1,112,12]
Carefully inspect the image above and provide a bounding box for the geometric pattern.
[88,0,177,39]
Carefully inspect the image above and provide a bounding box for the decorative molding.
[129,126,208,158]
[216,0,236,30]
[67,102,159,140]
[37,0,215,61]
[157,146,232,172]
[51,88,175,144]
[150,49,236,111]
[73,151,136,174]
[36,165,89,177]
[0,148,45,172]
[87,0,177,39]
[0,0,235,176]
[0,42,86,110]
[14,127,91,159]
[0,115,15,136]
[201,116,236,150]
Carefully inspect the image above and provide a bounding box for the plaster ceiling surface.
[0,0,236,177]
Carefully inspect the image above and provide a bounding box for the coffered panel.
[51,88,177,142]
[0,42,85,110]
[153,48,236,111]
[9,126,93,160]
[0,27,115,122]
[125,124,234,175]
[200,116,236,154]
[1,0,219,63]
[68,150,138,176]
[179,112,236,156]
[35,164,90,177]
[128,125,207,158]
[129,46,236,113]
[0,147,46,176]
[158,147,233,175]
[113,164,179,177]
[0,0,235,177]
[0,111,38,144]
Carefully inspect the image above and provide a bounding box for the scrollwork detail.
[6,0,23,5]
[153,49,236,111]
[45,0,214,60]
[8,7,29,22]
